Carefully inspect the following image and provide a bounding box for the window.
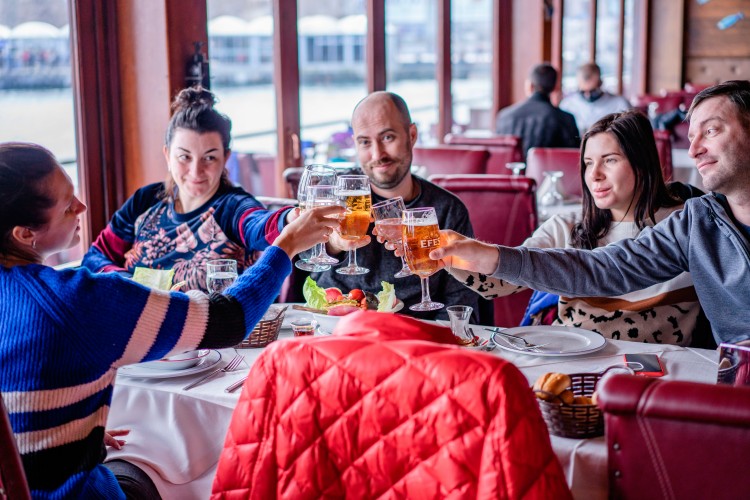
[562,0,592,93]
[595,0,620,91]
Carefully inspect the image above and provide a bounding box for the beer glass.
[334,175,371,275]
[295,164,336,272]
[371,196,411,278]
[305,184,340,265]
[402,207,444,311]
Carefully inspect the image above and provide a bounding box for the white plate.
[118,350,222,379]
[138,349,212,370]
[490,326,606,357]
[312,300,404,335]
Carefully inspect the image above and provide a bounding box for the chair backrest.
[653,130,674,181]
[444,133,524,175]
[212,313,572,499]
[282,167,303,200]
[1,392,31,500]
[525,147,582,200]
[598,374,750,500]
[233,153,279,197]
[429,174,538,326]
[412,145,489,176]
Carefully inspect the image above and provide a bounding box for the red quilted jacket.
[212,311,571,499]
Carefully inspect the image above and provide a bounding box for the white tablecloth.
[107,307,719,499]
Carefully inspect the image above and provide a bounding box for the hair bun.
[172,85,216,113]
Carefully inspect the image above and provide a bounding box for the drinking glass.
[371,196,411,278]
[305,184,340,265]
[335,175,371,275]
[402,207,444,311]
[295,164,337,272]
[206,259,238,293]
[538,171,565,207]
[506,162,526,176]
[446,305,475,345]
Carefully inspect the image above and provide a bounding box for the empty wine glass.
[538,171,565,207]
[335,175,371,275]
[371,197,411,278]
[402,207,444,311]
[295,164,336,272]
[206,259,238,293]
[305,184,340,265]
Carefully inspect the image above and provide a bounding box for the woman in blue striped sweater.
[0,142,342,499]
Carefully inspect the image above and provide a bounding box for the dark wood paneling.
[492,0,513,116]
[366,0,386,93]
[686,0,750,58]
[648,0,684,92]
[436,0,452,143]
[273,0,301,196]
[510,0,547,103]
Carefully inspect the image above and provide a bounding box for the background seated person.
[449,111,703,346]
[312,91,481,323]
[496,63,579,158]
[560,62,631,137]
[0,142,340,498]
[82,86,295,292]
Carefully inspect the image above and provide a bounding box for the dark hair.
[353,91,413,131]
[0,142,58,257]
[163,86,233,199]
[578,63,601,83]
[529,63,558,95]
[570,110,680,249]
[687,79,750,129]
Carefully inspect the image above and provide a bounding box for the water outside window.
[561,0,592,94]
[595,0,620,92]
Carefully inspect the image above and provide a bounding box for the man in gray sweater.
[312,91,481,323]
[430,80,750,345]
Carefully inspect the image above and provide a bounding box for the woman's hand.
[273,205,344,258]
[428,230,501,275]
[327,230,371,254]
[104,429,130,450]
[372,225,398,252]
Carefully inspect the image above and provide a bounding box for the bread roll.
[533,373,572,401]
[572,395,593,405]
[559,390,575,405]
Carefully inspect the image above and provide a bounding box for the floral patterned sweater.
[82,183,291,292]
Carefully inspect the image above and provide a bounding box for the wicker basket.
[236,306,287,348]
[536,372,604,439]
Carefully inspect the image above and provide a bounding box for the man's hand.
[274,205,344,258]
[327,230,371,254]
[428,229,500,275]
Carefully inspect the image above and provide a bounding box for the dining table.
[106,306,719,499]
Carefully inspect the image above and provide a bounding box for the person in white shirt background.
[560,62,631,137]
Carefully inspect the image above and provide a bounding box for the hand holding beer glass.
[335,175,372,275]
[402,207,444,311]
[295,164,336,272]
[305,185,341,265]
[371,196,411,278]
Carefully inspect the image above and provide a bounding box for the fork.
[485,328,548,351]
[183,353,245,391]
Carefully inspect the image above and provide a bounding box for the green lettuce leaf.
[303,276,328,310]
[376,281,397,312]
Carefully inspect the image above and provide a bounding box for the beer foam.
[406,218,438,226]
[337,190,370,197]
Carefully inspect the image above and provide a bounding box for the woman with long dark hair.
[451,110,702,345]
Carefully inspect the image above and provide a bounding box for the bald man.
[311,91,482,323]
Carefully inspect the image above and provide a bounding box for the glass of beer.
[305,184,340,265]
[334,175,371,275]
[402,207,444,311]
[371,196,411,278]
[295,164,336,272]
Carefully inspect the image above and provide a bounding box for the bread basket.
[236,305,287,348]
[536,372,603,439]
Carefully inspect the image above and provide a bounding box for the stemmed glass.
[295,164,336,272]
[402,207,444,311]
[506,162,526,176]
[206,259,238,293]
[335,175,371,275]
[538,171,565,207]
[305,184,340,265]
[371,197,411,278]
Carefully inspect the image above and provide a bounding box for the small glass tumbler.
[446,305,474,345]
[291,319,316,337]
[206,259,238,293]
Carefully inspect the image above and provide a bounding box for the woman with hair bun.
[82,86,295,292]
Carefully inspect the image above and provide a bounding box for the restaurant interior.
[2,0,750,499]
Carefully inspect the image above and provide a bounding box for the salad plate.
[118,350,222,379]
[312,300,404,334]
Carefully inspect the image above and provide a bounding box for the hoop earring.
[32,240,37,250]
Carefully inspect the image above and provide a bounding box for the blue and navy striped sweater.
[0,246,290,498]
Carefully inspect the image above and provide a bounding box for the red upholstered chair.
[429,174,538,327]
[234,153,279,197]
[653,130,674,181]
[598,374,750,500]
[412,145,489,176]
[525,147,582,200]
[444,134,524,175]
[1,392,31,500]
